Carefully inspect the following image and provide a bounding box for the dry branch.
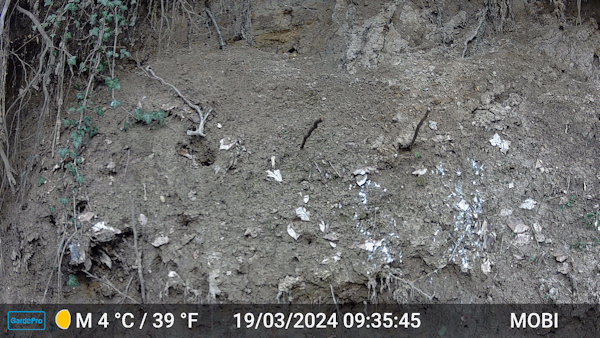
[401,108,430,150]
[205,2,225,49]
[142,65,211,137]
[0,0,14,191]
[85,272,140,304]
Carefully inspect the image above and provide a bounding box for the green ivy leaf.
[76,175,85,185]
[90,26,99,36]
[90,13,98,25]
[156,110,165,124]
[57,148,69,159]
[70,130,83,150]
[44,0,53,6]
[76,104,88,114]
[38,176,46,187]
[142,113,152,124]
[60,198,69,206]
[67,55,76,65]
[83,115,92,127]
[88,126,98,138]
[105,77,121,91]
[67,274,79,288]
[94,107,104,116]
[65,3,77,14]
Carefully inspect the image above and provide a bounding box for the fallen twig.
[401,108,430,150]
[85,271,140,304]
[389,272,434,301]
[118,275,136,305]
[131,195,146,303]
[124,149,130,181]
[327,160,341,178]
[142,65,211,137]
[300,117,323,149]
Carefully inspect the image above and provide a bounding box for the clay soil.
[2,1,600,306]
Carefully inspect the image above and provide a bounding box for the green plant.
[560,195,577,209]
[570,240,587,250]
[134,108,165,125]
[67,274,79,288]
[44,0,136,190]
[60,198,69,206]
[48,205,55,213]
[414,151,420,158]
[583,210,600,230]
[38,176,47,186]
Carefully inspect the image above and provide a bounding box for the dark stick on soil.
[402,108,431,150]
[300,117,323,149]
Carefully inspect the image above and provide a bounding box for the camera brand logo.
[7,311,46,331]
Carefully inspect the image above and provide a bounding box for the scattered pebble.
[244,227,260,238]
[152,236,169,247]
[507,216,529,233]
[481,259,492,275]
[412,168,427,176]
[519,198,537,210]
[138,214,148,226]
[356,174,367,186]
[557,262,571,275]
[428,120,438,130]
[489,133,510,153]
